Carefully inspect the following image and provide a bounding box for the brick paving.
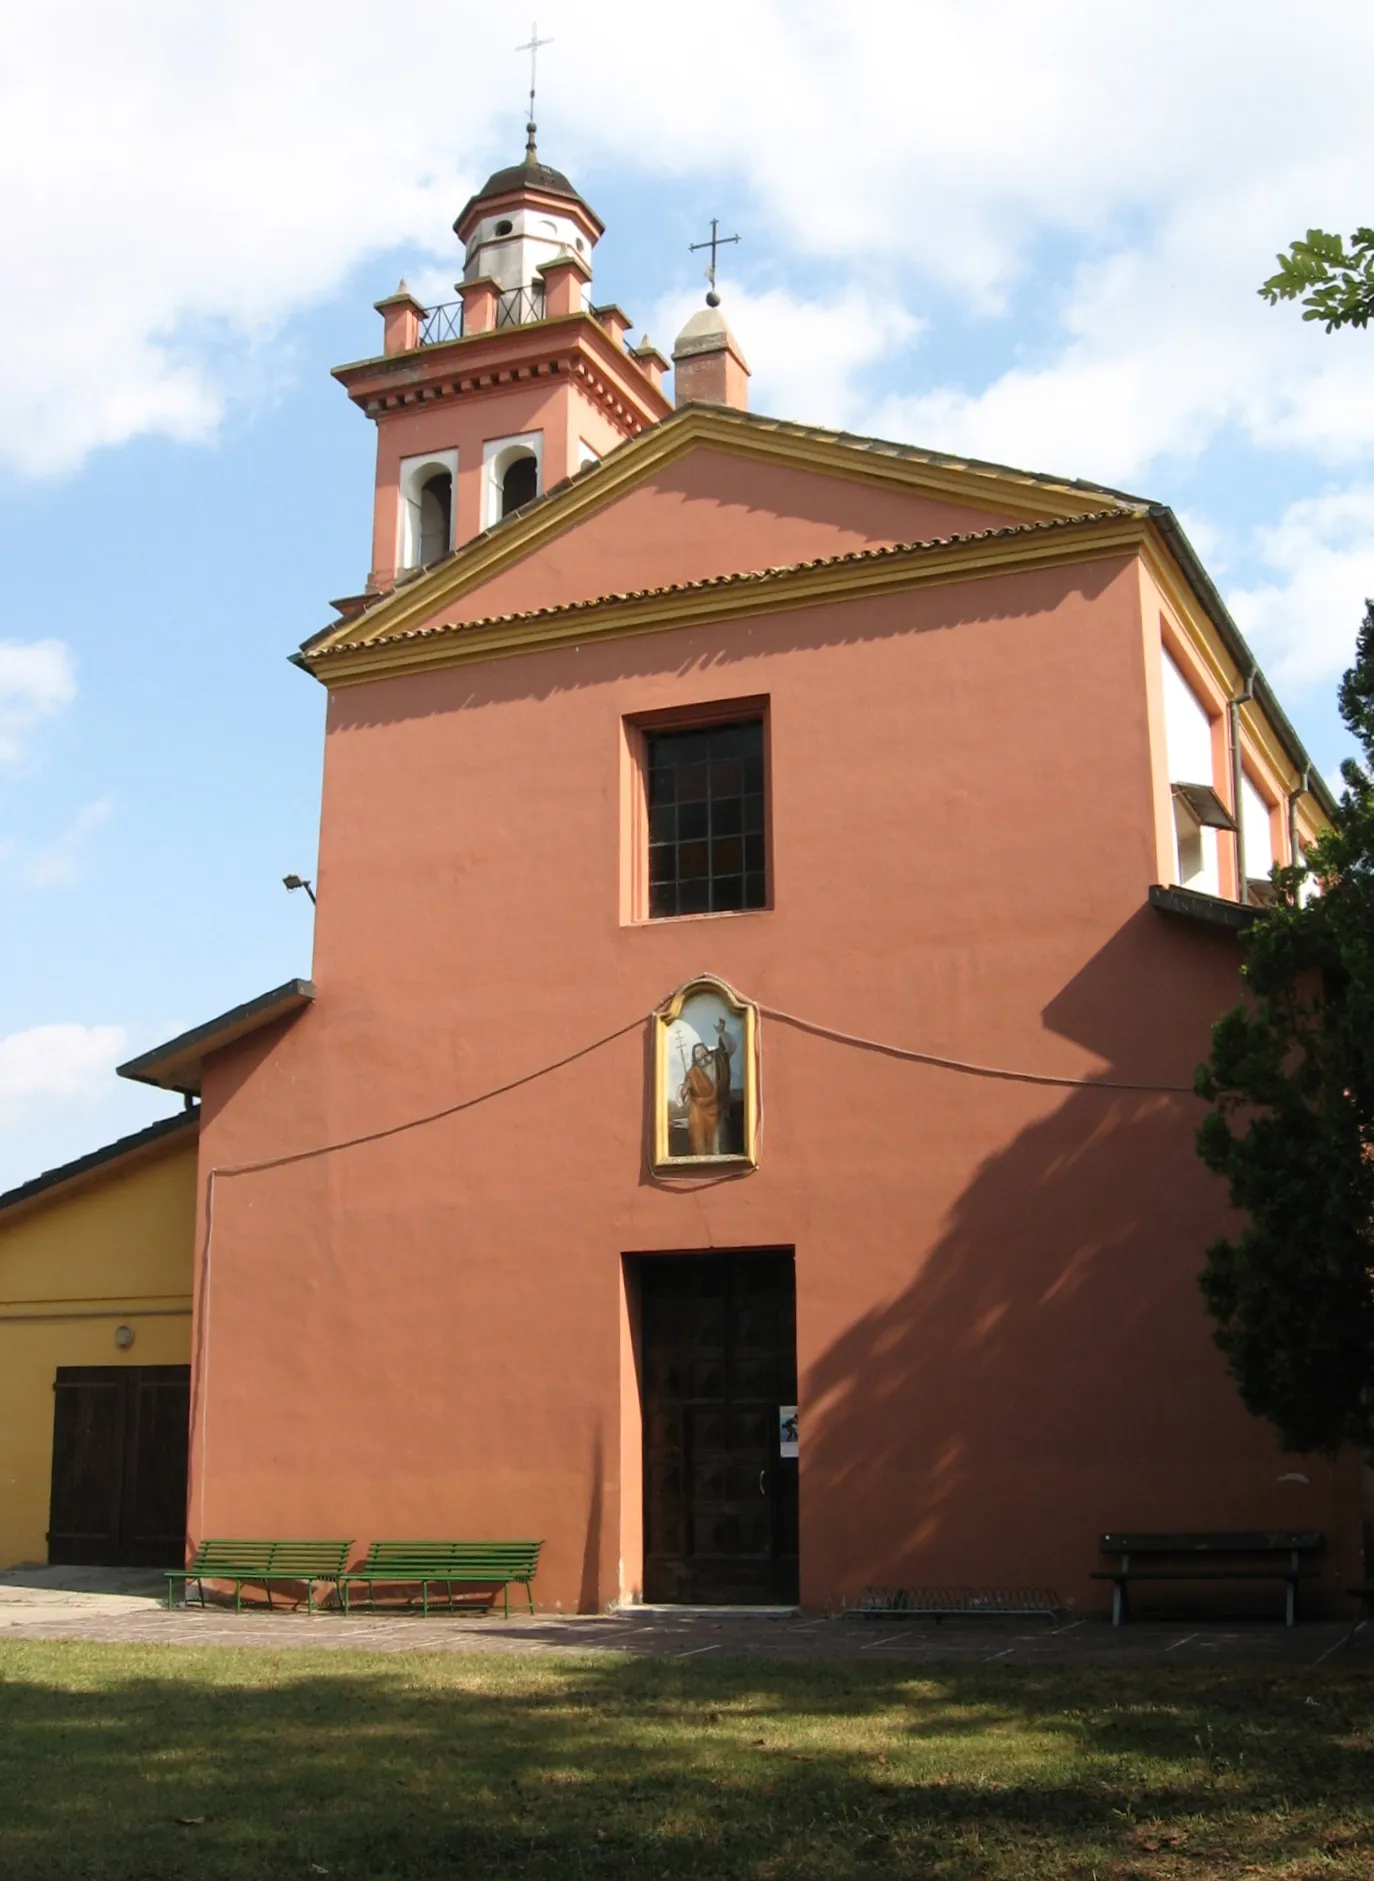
[0,1568,1369,1666]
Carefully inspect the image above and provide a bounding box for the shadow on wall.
[579,1423,604,1615]
[327,558,1126,728]
[800,907,1345,1615]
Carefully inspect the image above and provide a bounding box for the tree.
[1195,602,1374,1456]
[1260,227,1374,331]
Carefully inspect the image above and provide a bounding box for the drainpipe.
[1288,766,1310,872]
[1229,669,1256,901]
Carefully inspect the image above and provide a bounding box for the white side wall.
[1161,652,1220,894]
[464,206,593,294]
[1242,774,1275,878]
[1161,653,1214,784]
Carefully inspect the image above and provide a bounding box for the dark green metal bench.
[1093,1531,1324,1626]
[167,1540,353,1613]
[340,1541,542,1616]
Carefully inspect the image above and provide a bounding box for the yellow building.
[0,1110,197,1569]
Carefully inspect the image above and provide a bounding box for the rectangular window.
[1160,648,1230,896]
[1241,772,1276,898]
[645,719,766,919]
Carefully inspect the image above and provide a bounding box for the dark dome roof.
[454,144,601,238]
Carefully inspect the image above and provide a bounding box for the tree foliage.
[1259,227,1374,331]
[1195,603,1374,1456]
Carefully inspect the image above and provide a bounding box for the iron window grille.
[646,721,766,918]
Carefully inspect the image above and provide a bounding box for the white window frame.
[396,448,458,570]
[482,431,543,530]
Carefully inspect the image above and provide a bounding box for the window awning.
[1171,781,1236,831]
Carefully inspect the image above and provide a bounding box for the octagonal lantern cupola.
[453,124,604,312]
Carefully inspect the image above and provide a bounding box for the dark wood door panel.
[48,1366,190,1567]
[48,1373,126,1563]
[640,1251,798,1605]
[122,1371,192,1564]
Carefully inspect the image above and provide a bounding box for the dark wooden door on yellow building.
[47,1366,190,1566]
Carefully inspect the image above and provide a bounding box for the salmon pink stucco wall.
[191,550,1361,1615]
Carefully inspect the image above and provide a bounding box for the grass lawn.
[1,1643,1373,1879]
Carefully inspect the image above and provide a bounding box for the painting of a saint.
[679,1020,735,1155]
[654,977,757,1167]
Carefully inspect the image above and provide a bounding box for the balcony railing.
[495,284,545,328]
[418,283,547,347]
[419,300,464,346]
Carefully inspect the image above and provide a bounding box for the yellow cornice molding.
[663,422,1134,521]
[1139,528,1316,809]
[305,408,1142,663]
[305,513,1148,690]
[1141,528,1331,841]
[1141,540,1240,700]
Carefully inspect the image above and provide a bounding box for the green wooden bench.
[340,1541,542,1617]
[166,1540,353,1613]
[1093,1531,1324,1626]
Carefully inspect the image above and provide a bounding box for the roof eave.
[117,979,315,1096]
[0,1108,199,1224]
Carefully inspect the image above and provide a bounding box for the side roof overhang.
[0,1107,199,1226]
[117,979,315,1097]
[1148,883,1258,932]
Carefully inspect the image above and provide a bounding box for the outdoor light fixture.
[282,874,317,904]
[114,1325,135,1350]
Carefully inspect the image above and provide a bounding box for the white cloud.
[650,282,921,433]
[1228,487,1374,692]
[0,640,76,765]
[3,2,1374,477]
[0,1023,128,1121]
[865,184,1374,489]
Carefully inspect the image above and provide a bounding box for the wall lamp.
[283,874,316,905]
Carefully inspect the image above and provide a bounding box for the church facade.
[100,140,1361,1614]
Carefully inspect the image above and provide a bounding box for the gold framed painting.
[653,974,758,1170]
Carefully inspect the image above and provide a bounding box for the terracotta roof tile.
[303,508,1133,664]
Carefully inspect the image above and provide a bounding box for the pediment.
[303,407,1146,677]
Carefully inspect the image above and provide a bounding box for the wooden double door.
[47,1366,190,1566]
[641,1252,799,1605]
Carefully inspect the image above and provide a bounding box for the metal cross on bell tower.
[689,218,741,308]
[516,22,554,159]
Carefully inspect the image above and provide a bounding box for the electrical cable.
[189,991,1195,1528]
[757,1002,1196,1095]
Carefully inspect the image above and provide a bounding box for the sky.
[3,0,1373,1191]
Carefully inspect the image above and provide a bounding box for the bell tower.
[331,130,671,607]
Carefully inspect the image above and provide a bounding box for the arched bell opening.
[418,470,453,563]
[501,453,539,517]
[396,449,458,570]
